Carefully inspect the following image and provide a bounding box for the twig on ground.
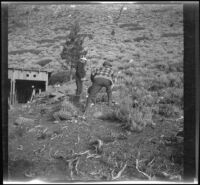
[87,153,101,159]
[50,133,57,140]
[54,150,59,156]
[28,128,36,132]
[43,128,48,133]
[57,134,63,138]
[62,126,68,130]
[147,157,155,166]
[40,145,46,153]
[161,172,182,181]
[176,116,184,121]
[136,159,151,180]
[68,157,79,180]
[90,170,101,175]
[70,170,74,180]
[35,125,42,128]
[75,135,80,145]
[17,145,23,151]
[75,158,80,175]
[77,150,90,155]
[49,148,53,161]
[111,161,127,180]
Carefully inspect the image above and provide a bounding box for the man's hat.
[103,61,112,67]
[80,56,87,63]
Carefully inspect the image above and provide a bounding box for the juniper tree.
[60,21,87,81]
[60,21,87,99]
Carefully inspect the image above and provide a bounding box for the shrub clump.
[158,104,182,118]
[159,87,183,108]
[49,70,75,85]
[101,88,155,132]
[53,99,78,120]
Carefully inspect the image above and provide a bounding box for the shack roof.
[8,67,53,73]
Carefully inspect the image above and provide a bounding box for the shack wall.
[8,69,48,81]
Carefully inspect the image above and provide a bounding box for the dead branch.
[136,159,151,180]
[111,161,127,180]
[78,150,90,155]
[75,158,80,175]
[62,126,68,130]
[43,128,48,133]
[176,116,184,121]
[147,157,155,167]
[40,145,46,153]
[86,153,101,159]
[50,133,58,140]
[114,5,124,23]
[161,172,182,181]
[49,148,53,161]
[68,157,79,180]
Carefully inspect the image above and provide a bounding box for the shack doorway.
[15,80,46,103]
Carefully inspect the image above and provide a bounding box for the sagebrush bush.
[154,62,169,71]
[158,104,182,118]
[148,74,170,91]
[61,99,78,116]
[52,99,79,120]
[101,88,154,132]
[159,87,183,108]
[168,61,183,72]
[117,62,135,70]
[14,125,27,137]
[124,67,135,76]
[167,72,183,88]
[130,87,149,100]
[49,70,75,85]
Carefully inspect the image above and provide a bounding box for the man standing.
[75,56,87,97]
[85,61,115,113]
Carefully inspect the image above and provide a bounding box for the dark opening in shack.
[15,80,46,103]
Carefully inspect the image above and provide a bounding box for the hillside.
[8,3,184,183]
[8,4,183,72]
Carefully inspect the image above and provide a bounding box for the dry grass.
[9,49,41,55]
[161,33,183,37]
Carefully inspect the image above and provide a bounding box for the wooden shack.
[8,67,49,105]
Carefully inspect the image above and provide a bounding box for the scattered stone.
[14,117,34,126]
[93,111,104,119]
[17,145,23,150]
[53,120,59,124]
[24,170,35,178]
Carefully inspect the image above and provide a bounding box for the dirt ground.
[8,83,183,183]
